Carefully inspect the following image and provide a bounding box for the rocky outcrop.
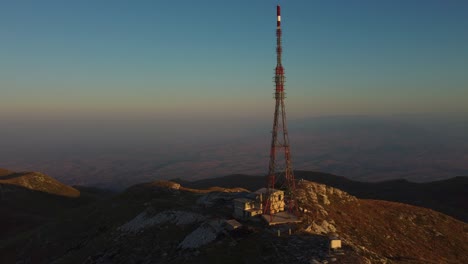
[296,180,357,218]
[118,209,206,234]
[297,180,357,205]
[305,220,337,235]
[179,219,225,249]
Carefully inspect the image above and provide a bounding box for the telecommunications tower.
[264,5,298,217]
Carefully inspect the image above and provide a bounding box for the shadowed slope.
[0,169,106,255]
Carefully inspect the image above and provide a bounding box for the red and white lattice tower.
[264,5,298,218]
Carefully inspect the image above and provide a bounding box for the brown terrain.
[1,168,467,263]
[0,168,80,198]
[176,171,468,222]
[296,181,468,263]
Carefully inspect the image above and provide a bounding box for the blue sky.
[1,0,468,120]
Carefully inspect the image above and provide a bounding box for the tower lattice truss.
[264,5,297,217]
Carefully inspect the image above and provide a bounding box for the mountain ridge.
[0,170,80,198]
[173,171,468,222]
[1,168,467,263]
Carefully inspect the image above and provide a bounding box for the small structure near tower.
[329,233,342,250]
[232,187,300,225]
[233,197,262,219]
[233,188,285,220]
[256,188,285,214]
[224,219,242,231]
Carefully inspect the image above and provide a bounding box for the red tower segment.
[264,5,298,219]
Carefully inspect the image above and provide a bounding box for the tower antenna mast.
[264,4,298,218]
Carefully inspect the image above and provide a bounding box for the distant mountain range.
[2,115,468,189]
[1,168,467,263]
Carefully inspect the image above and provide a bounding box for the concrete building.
[233,188,285,220]
[233,198,262,219]
[224,219,242,230]
[255,188,285,214]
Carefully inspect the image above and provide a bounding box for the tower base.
[262,211,302,226]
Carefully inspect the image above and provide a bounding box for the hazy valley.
[2,115,468,190]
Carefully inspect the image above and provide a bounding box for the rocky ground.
[1,170,467,263]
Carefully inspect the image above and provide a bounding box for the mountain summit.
[0,169,466,263]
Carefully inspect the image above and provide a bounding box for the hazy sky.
[1,0,468,120]
[1,1,468,185]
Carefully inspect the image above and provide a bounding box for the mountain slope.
[296,180,468,263]
[175,171,468,222]
[0,169,108,256]
[2,176,467,263]
[0,170,80,198]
